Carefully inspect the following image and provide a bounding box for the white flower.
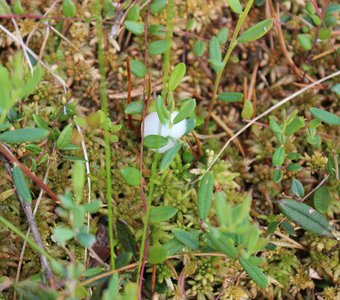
[143,111,187,153]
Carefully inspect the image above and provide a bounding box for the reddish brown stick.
[0,143,60,203]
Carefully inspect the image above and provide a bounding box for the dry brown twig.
[0,154,55,288]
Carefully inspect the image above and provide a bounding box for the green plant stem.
[161,0,174,128]
[0,214,54,262]
[161,0,174,102]
[137,152,160,288]
[204,0,255,132]
[93,0,115,270]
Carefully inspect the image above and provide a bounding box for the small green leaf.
[25,144,42,154]
[318,28,332,40]
[56,123,73,149]
[198,172,214,221]
[206,226,238,258]
[269,116,281,133]
[19,66,44,99]
[149,40,169,56]
[13,0,24,14]
[32,114,49,129]
[291,178,304,197]
[193,40,206,57]
[150,206,178,223]
[12,165,32,202]
[126,5,140,21]
[266,221,278,235]
[77,232,96,248]
[285,117,304,135]
[124,21,144,35]
[281,221,296,236]
[297,34,312,51]
[130,60,147,78]
[313,186,331,213]
[214,192,232,227]
[173,98,196,124]
[241,100,253,119]
[278,199,333,237]
[125,101,143,114]
[272,169,283,183]
[311,15,321,26]
[144,135,168,149]
[272,146,285,167]
[147,245,168,264]
[150,0,166,14]
[120,167,141,186]
[286,163,302,172]
[164,238,185,256]
[217,28,229,44]
[287,152,301,160]
[72,161,85,201]
[156,95,169,125]
[238,19,273,43]
[310,108,340,126]
[0,128,49,144]
[209,36,222,72]
[62,0,76,17]
[53,226,74,245]
[83,200,102,213]
[239,255,268,288]
[227,0,242,14]
[159,143,181,172]
[217,92,243,102]
[168,63,186,92]
[172,229,199,250]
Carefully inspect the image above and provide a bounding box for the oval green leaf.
[144,135,168,149]
[291,178,304,197]
[120,167,141,186]
[313,185,331,213]
[150,206,178,223]
[124,21,144,35]
[217,92,243,102]
[278,199,333,237]
[310,108,340,126]
[193,40,206,57]
[12,164,32,203]
[130,59,147,78]
[172,229,199,250]
[173,98,196,124]
[272,146,285,167]
[206,226,238,258]
[285,117,304,135]
[62,0,76,17]
[297,34,312,51]
[160,143,181,172]
[125,100,144,115]
[198,172,214,221]
[241,99,253,119]
[149,40,169,56]
[168,63,186,92]
[227,0,242,14]
[0,128,49,144]
[56,123,73,149]
[238,18,273,43]
[147,245,168,264]
[239,255,268,288]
